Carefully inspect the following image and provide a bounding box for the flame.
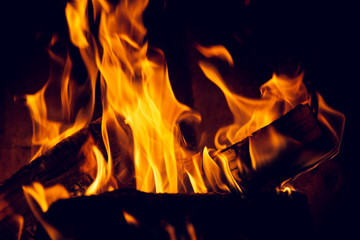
[65,0,202,193]
[84,144,113,196]
[15,2,347,240]
[122,210,140,226]
[276,181,296,196]
[186,222,197,240]
[162,221,177,240]
[22,182,70,213]
[20,35,96,162]
[15,215,24,240]
[23,0,344,201]
[197,44,344,182]
[316,93,345,149]
[195,44,234,66]
[202,147,230,192]
[185,153,207,193]
[22,183,68,239]
[198,57,310,150]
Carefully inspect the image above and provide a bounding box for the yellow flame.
[65,0,201,193]
[22,182,70,213]
[22,36,96,162]
[198,44,344,182]
[185,153,207,193]
[22,183,68,239]
[18,2,347,239]
[65,0,89,48]
[276,181,296,196]
[85,145,111,195]
[24,0,344,201]
[202,147,230,192]
[198,59,310,150]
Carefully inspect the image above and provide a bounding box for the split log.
[35,189,313,240]
[214,104,337,192]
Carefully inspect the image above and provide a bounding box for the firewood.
[217,104,336,192]
[0,118,135,239]
[0,103,335,239]
[35,189,313,240]
[0,127,92,239]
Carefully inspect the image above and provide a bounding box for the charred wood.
[0,127,91,239]
[217,104,336,192]
[35,189,313,240]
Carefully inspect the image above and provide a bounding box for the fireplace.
[1,0,359,239]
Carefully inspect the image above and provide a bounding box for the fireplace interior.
[1,0,359,239]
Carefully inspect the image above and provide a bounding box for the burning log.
[217,103,337,192]
[0,118,135,238]
[0,127,91,239]
[0,103,335,239]
[181,103,336,193]
[34,189,313,240]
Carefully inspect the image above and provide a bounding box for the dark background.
[1,0,359,238]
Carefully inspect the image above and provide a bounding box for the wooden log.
[0,119,135,239]
[217,104,337,192]
[0,127,91,239]
[35,189,313,240]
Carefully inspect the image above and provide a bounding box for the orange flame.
[197,44,344,185]
[23,0,344,201]
[122,210,140,226]
[276,181,296,196]
[65,0,202,193]
[22,183,69,239]
[17,2,347,239]
[198,56,310,150]
[21,35,96,162]
[162,221,177,240]
[186,222,197,240]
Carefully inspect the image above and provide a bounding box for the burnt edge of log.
[220,104,337,192]
[0,117,136,239]
[0,127,92,239]
[35,189,313,240]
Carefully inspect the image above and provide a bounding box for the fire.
[65,0,202,193]
[20,35,96,162]
[198,56,310,150]
[22,182,69,214]
[22,183,68,239]
[80,136,116,195]
[20,0,345,226]
[122,210,140,226]
[276,182,296,196]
